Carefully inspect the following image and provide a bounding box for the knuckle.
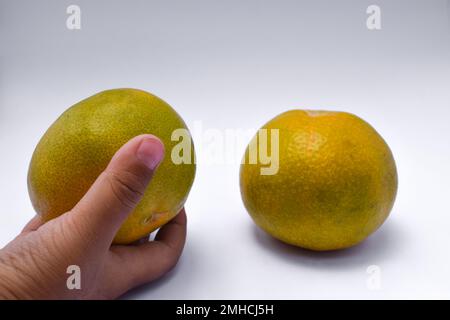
[160,246,181,271]
[57,214,92,256]
[103,170,146,210]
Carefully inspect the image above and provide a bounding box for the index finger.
[107,209,187,292]
[154,208,187,251]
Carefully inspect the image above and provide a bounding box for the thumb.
[69,134,165,246]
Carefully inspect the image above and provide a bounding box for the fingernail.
[136,137,165,170]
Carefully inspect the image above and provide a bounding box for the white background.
[1,0,450,299]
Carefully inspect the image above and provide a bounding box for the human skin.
[0,134,187,299]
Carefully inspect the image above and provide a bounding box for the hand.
[0,134,187,299]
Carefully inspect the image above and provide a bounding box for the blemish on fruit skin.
[142,216,152,225]
[142,212,168,225]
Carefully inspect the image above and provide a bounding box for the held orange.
[240,110,398,251]
[28,89,196,244]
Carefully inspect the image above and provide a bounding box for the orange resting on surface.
[240,110,398,251]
